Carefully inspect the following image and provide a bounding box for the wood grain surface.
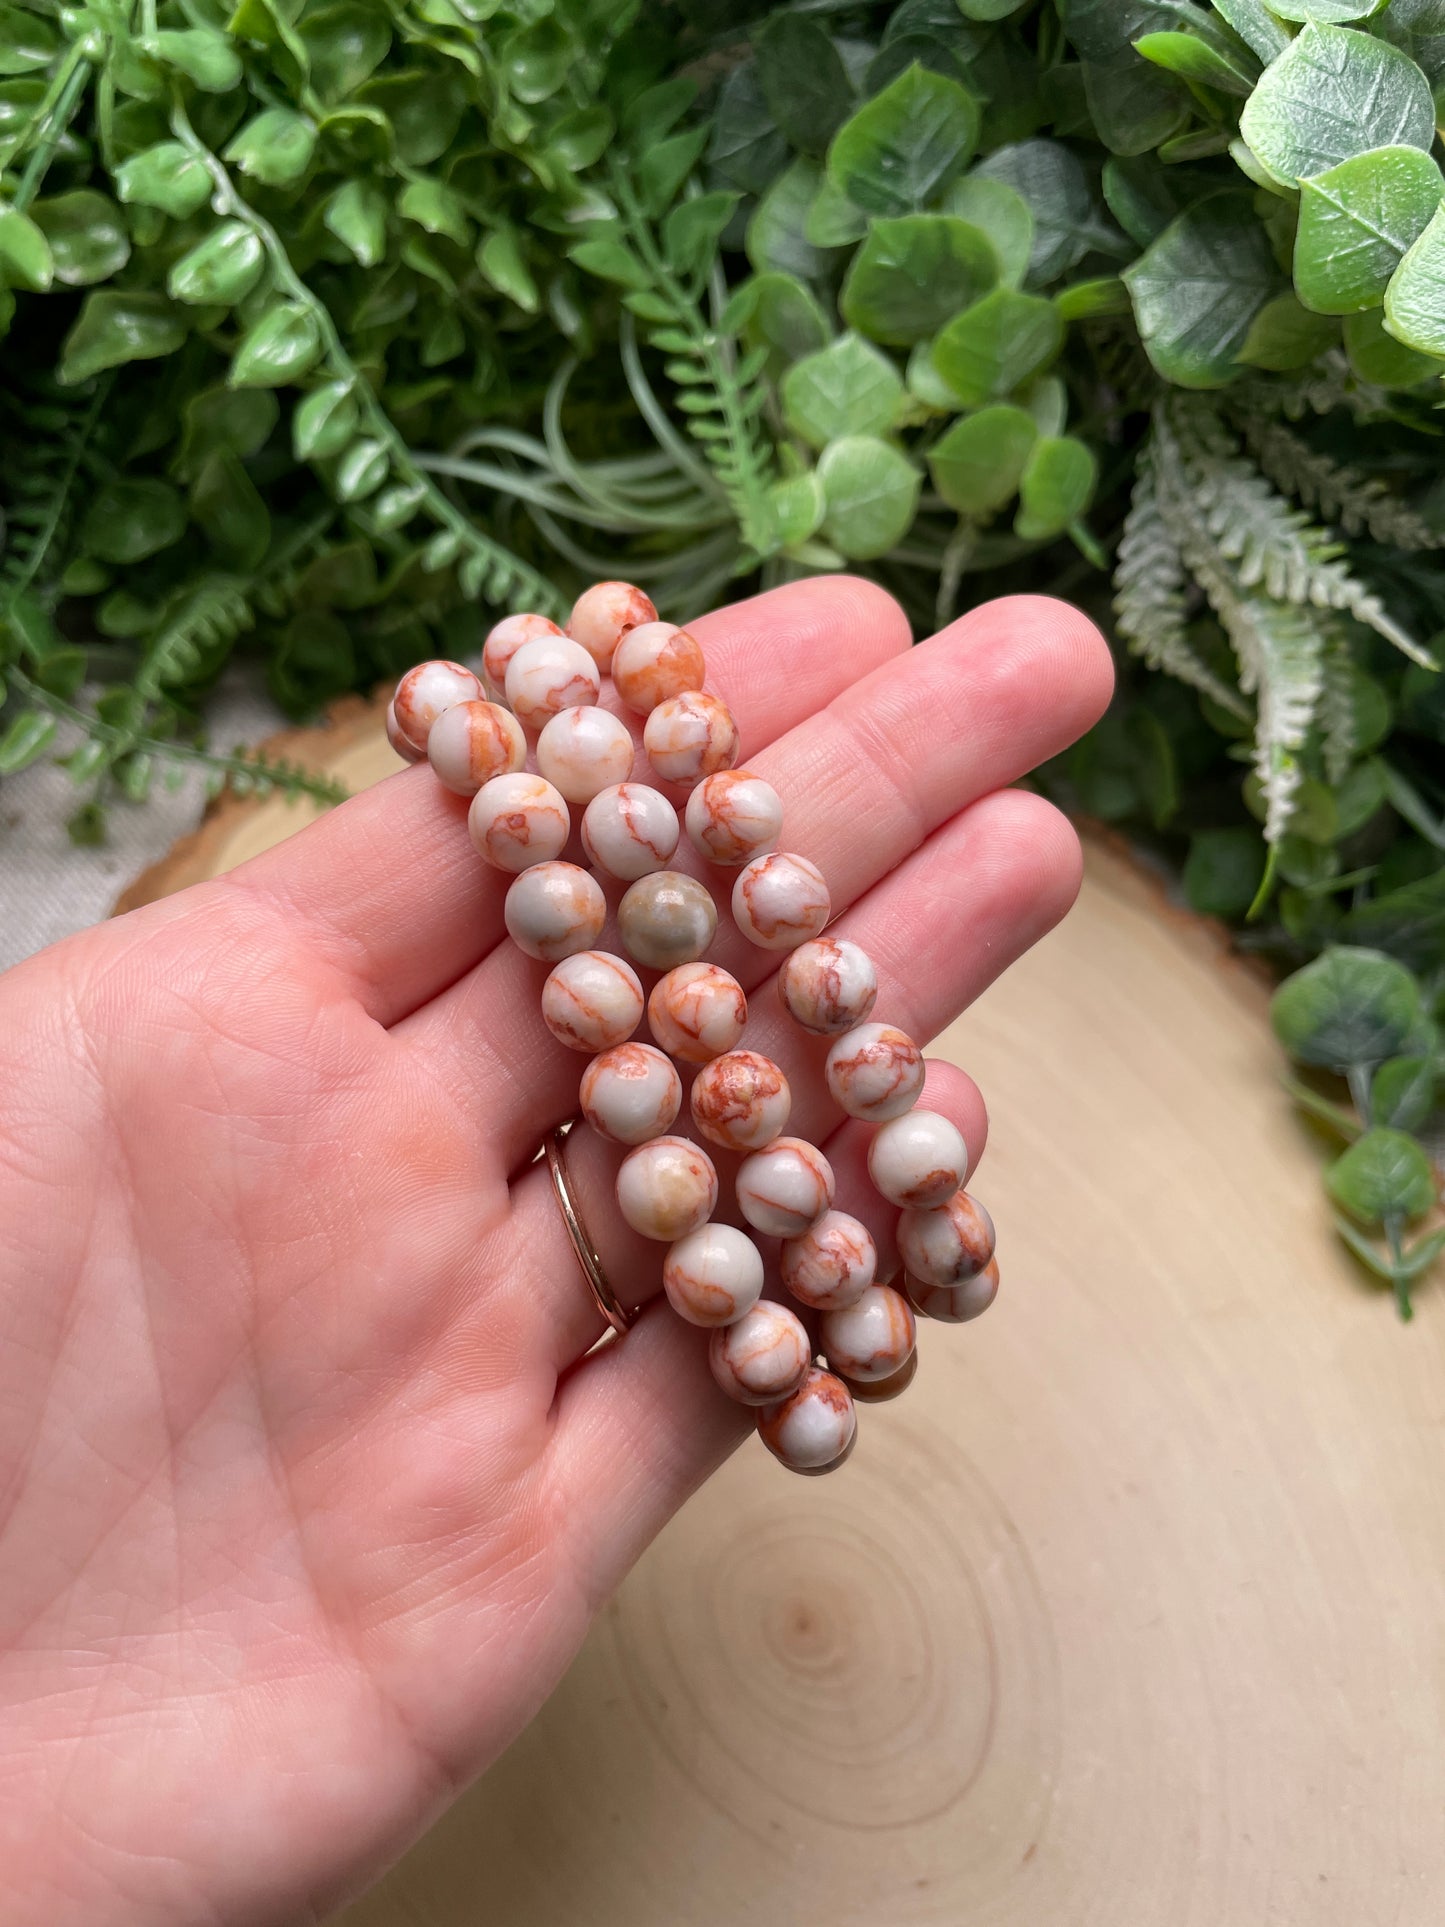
[120,703,1445,1927]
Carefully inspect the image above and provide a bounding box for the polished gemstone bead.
[581,782,680,881]
[757,1366,857,1474]
[867,1108,969,1209]
[690,1049,791,1152]
[579,1042,682,1145]
[426,698,526,795]
[842,1350,918,1403]
[536,706,635,804]
[392,659,483,750]
[541,949,644,1054]
[386,701,424,765]
[825,1021,924,1121]
[736,1136,834,1238]
[503,861,605,963]
[616,1134,718,1242]
[567,580,656,670]
[897,1190,995,1289]
[662,1222,764,1328]
[482,613,562,700]
[709,1301,812,1406]
[819,1283,916,1384]
[618,870,717,971]
[906,1254,999,1323]
[468,772,570,872]
[643,690,739,785]
[779,1209,877,1311]
[612,621,706,715]
[647,961,747,1064]
[777,936,878,1035]
[684,768,782,866]
[505,634,601,733]
[732,850,831,951]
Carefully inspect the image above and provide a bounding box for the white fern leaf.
[1241,418,1444,551]
[1317,623,1359,787]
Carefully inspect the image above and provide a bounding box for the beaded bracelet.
[388,582,998,1476]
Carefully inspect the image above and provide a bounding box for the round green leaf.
[937,175,1033,287]
[167,221,265,306]
[175,386,279,480]
[1235,292,1337,369]
[224,108,317,188]
[1294,146,1442,315]
[1182,827,1267,919]
[1123,193,1279,388]
[1270,0,1387,19]
[1327,1126,1437,1224]
[190,448,271,569]
[973,139,1096,286]
[229,301,322,388]
[737,271,831,378]
[502,17,571,104]
[301,3,391,103]
[1238,23,1434,187]
[817,434,921,559]
[1343,304,1444,383]
[1382,202,1445,356]
[547,105,614,172]
[293,379,360,461]
[1371,1056,1437,1133]
[826,63,981,219]
[782,334,904,449]
[398,178,472,248]
[769,471,826,548]
[1271,946,1424,1067]
[1133,29,1259,96]
[58,291,186,384]
[931,288,1063,405]
[80,478,186,563]
[746,159,841,281]
[29,192,126,289]
[840,213,998,346]
[927,404,1037,514]
[113,142,211,220]
[754,12,856,158]
[1014,434,1097,540]
[0,205,52,291]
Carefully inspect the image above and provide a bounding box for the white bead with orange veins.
[757,1366,857,1475]
[907,1254,999,1323]
[616,1134,718,1242]
[505,634,601,733]
[482,613,563,701]
[825,1021,924,1121]
[663,1223,764,1328]
[777,936,878,1035]
[581,782,679,881]
[567,580,656,671]
[819,1283,916,1384]
[503,861,605,962]
[780,1208,877,1311]
[647,961,747,1064]
[690,1049,791,1152]
[736,1136,835,1238]
[386,701,425,764]
[580,1042,682,1145]
[868,1108,969,1209]
[426,698,526,795]
[897,1190,996,1289]
[685,768,782,866]
[541,949,644,1054]
[392,659,483,750]
[709,1300,811,1406]
[732,850,831,952]
[618,871,717,971]
[842,1350,918,1403]
[612,621,706,715]
[536,706,635,804]
[643,690,739,785]
[468,772,570,872]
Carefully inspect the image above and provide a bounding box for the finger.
[227,576,912,1025]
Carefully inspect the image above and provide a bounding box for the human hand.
[0,579,1111,1924]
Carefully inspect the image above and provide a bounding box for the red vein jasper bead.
[643,690,739,785]
[868,1108,970,1209]
[685,768,782,866]
[541,949,644,1054]
[709,1301,811,1406]
[581,782,679,881]
[426,698,526,795]
[732,850,831,951]
[647,961,747,1064]
[482,613,562,700]
[616,1134,718,1242]
[825,1021,924,1121]
[505,634,601,733]
[468,772,570,872]
[504,861,605,963]
[392,659,483,750]
[780,1208,877,1311]
[580,1042,682,1145]
[690,1049,791,1152]
[737,1136,835,1237]
[612,621,706,715]
[897,1190,996,1289]
[843,1349,918,1403]
[757,1366,857,1474]
[662,1223,764,1328]
[777,936,878,1035]
[907,1254,1000,1323]
[567,580,656,670]
[819,1283,916,1384]
[618,871,717,971]
[536,706,634,804]
[386,701,424,764]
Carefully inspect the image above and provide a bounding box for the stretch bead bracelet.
[390,581,998,1476]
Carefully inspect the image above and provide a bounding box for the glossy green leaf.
[355,72,463,166]
[1271,946,1424,1067]
[146,28,243,92]
[168,221,266,306]
[0,204,51,290]
[1239,23,1434,186]
[937,175,1033,287]
[476,227,539,311]
[324,179,386,267]
[1383,203,1445,355]
[548,105,614,172]
[840,214,998,347]
[174,386,279,479]
[1294,146,1442,314]
[0,711,56,774]
[1133,29,1258,95]
[973,138,1097,285]
[1343,304,1443,383]
[826,64,981,218]
[1327,1126,1437,1224]
[769,471,826,548]
[225,109,317,188]
[301,3,390,101]
[1082,54,1189,156]
[30,191,129,288]
[190,447,271,569]
[817,434,921,559]
[927,404,1037,514]
[1014,434,1097,539]
[114,142,213,219]
[229,301,322,387]
[58,290,186,384]
[293,380,359,460]
[369,481,426,533]
[755,13,855,156]
[932,288,1063,404]
[80,478,186,563]
[1235,292,1337,369]
[1123,194,1279,387]
[782,334,904,449]
[333,437,388,502]
[398,178,471,248]
[503,17,570,103]
[746,159,840,281]
[0,6,57,75]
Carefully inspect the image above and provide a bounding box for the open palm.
[0,579,1111,1924]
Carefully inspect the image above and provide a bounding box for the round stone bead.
[392,659,483,751]
[386,701,424,765]
[906,1254,999,1323]
[426,698,526,796]
[505,634,600,733]
[647,961,747,1065]
[643,691,739,786]
[541,949,644,1054]
[897,1190,996,1289]
[616,1134,718,1242]
[504,861,605,963]
[779,1208,877,1312]
[567,580,656,670]
[618,871,717,971]
[825,1022,924,1121]
[482,613,562,700]
[662,1223,764,1328]
[757,1367,857,1475]
[581,783,679,881]
[536,706,635,804]
[709,1301,812,1407]
[612,621,706,715]
[777,936,878,1035]
[732,851,831,952]
[736,1136,834,1238]
[868,1108,969,1210]
[843,1350,918,1404]
[580,1042,682,1145]
[690,1050,791,1153]
[819,1283,916,1385]
[685,768,782,867]
[468,772,570,872]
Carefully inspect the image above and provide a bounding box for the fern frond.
[1238,418,1445,552]
[1317,622,1359,787]
[136,576,256,701]
[0,378,109,615]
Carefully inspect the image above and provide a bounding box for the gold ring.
[545,1121,635,1339]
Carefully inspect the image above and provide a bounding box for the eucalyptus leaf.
[932,288,1063,404]
[1382,203,1445,354]
[1235,291,1338,368]
[840,213,998,346]
[1123,194,1279,387]
[1327,1126,1437,1224]
[1014,434,1097,539]
[754,12,855,157]
[782,334,904,449]
[817,434,922,559]
[826,64,981,218]
[937,175,1033,286]
[927,404,1037,513]
[1294,146,1442,314]
[973,139,1097,285]
[747,159,843,281]
[1271,946,1424,1068]
[1238,23,1435,187]
[1371,1056,1437,1133]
